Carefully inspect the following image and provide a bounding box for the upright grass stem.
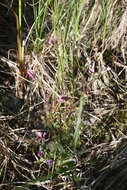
[100,0,113,40]
[16,0,26,98]
[18,0,23,65]
[53,0,85,90]
[32,0,51,54]
[0,1,25,98]
[74,97,83,150]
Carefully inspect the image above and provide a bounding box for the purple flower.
[58,96,69,102]
[70,112,77,116]
[37,151,44,158]
[36,131,49,141]
[42,131,49,139]
[48,34,56,45]
[46,159,53,168]
[27,69,36,80]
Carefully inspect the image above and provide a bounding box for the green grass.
[74,96,83,150]
[32,0,52,54]
[0,0,127,189]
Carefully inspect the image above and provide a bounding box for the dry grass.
[0,0,127,189]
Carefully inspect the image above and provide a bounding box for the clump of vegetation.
[0,0,127,189]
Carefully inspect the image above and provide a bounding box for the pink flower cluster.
[27,69,36,80]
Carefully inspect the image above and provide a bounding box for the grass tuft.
[0,0,127,189]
